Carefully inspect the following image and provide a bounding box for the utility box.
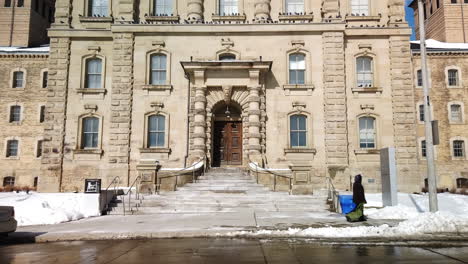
[380,148,398,206]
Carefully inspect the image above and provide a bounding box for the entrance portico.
[181,60,272,167]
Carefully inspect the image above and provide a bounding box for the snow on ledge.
[0,45,50,54]
[410,39,468,50]
[248,162,292,173]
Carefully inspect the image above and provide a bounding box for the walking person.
[346,174,367,222]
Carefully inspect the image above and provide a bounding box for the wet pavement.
[0,238,467,264]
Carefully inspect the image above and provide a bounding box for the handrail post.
[273,174,276,192]
[289,178,292,195]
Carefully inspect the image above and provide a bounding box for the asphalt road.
[0,238,467,264]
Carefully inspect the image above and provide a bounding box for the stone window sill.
[451,156,467,161]
[11,87,25,90]
[351,87,382,95]
[76,88,106,95]
[79,16,113,23]
[212,15,246,21]
[142,84,172,95]
[354,149,380,155]
[8,121,23,126]
[283,84,314,95]
[447,85,464,89]
[140,148,171,154]
[284,148,316,154]
[145,15,180,22]
[345,15,381,22]
[73,149,103,155]
[4,156,19,160]
[279,14,313,21]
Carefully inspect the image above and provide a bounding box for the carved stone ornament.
[291,40,305,52]
[150,102,164,113]
[292,102,307,112]
[358,44,372,56]
[221,38,234,50]
[223,85,233,104]
[360,104,375,113]
[87,46,101,56]
[84,104,98,113]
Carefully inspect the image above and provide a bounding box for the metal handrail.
[103,176,121,214]
[247,156,293,195]
[156,156,206,193]
[326,176,340,212]
[122,176,141,216]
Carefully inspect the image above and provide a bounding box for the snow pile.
[0,45,50,53]
[365,193,468,220]
[410,39,468,50]
[226,212,468,238]
[0,192,101,226]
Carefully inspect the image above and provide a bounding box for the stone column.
[248,86,262,155]
[108,33,135,183]
[322,32,348,172]
[254,0,271,21]
[190,70,207,159]
[187,0,204,22]
[389,35,419,193]
[39,37,71,192]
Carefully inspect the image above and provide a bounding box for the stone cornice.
[180,61,272,75]
[0,54,49,58]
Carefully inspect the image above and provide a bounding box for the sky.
[405,0,416,40]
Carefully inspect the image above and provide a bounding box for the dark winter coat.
[353,174,367,205]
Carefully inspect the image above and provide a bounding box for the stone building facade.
[410,0,468,43]
[34,0,420,194]
[0,0,55,47]
[411,42,468,190]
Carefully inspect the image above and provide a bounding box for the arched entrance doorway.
[211,101,243,167]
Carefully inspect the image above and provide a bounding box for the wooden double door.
[213,121,243,166]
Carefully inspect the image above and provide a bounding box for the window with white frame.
[88,0,108,16]
[36,140,43,158]
[453,140,465,158]
[81,117,99,149]
[9,105,21,123]
[42,71,48,88]
[290,114,307,147]
[150,54,167,85]
[6,140,18,157]
[3,176,15,187]
[13,71,24,88]
[417,69,423,87]
[359,116,376,149]
[154,0,172,15]
[147,115,165,148]
[450,104,462,123]
[448,69,459,86]
[289,53,305,85]
[219,0,238,15]
[356,56,373,87]
[351,0,369,15]
[285,0,304,13]
[85,58,102,88]
[419,104,425,122]
[421,140,427,158]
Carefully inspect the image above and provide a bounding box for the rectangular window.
[89,0,108,16]
[356,57,373,87]
[417,70,423,86]
[150,55,167,85]
[359,117,376,149]
[33,177,38,188]
[5,0,11,7]
[450,104,462,123]
[148,115,165,147]
[6,140,18,157]
[289,54,305,85]
[419,104,425,122]
[290,115,307,147]
[448,69,459,86]
[36,140,43,158]
[17,0,24,7]
[3,177,15,187]
[82,117,99,149]
[9,106,21,123]
[285,0,304,13]
[451,0,457,3]
[421,140,427,157]
[154,0,172,15]
[13,71,24,88]
[85,59,102,88]
[40,105,46,123]
[453,140,465,157]
[351,0,369,15]
[42,71,48,88]
[219,0,238,15]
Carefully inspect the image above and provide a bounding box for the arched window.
[219,53,236,61]
[285,0,304,13]
[154,0,172,15]
[290,114,307,147]
[289,53,305,85]
[150,54,167,85]
[356,56,373,87]
[448,69,459,86]
[6,140,19,157]
[359,116,376,149]
[85,58,102,88]
[147,115,165,147]
[88,0,108,16]
[3,177,15,187]
[13,71,24,88]
[351,0,369,15]
[450,104,462,123]
[219,0,238,15]
[81,117,99,149]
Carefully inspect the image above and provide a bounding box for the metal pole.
[418,0,438,212]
